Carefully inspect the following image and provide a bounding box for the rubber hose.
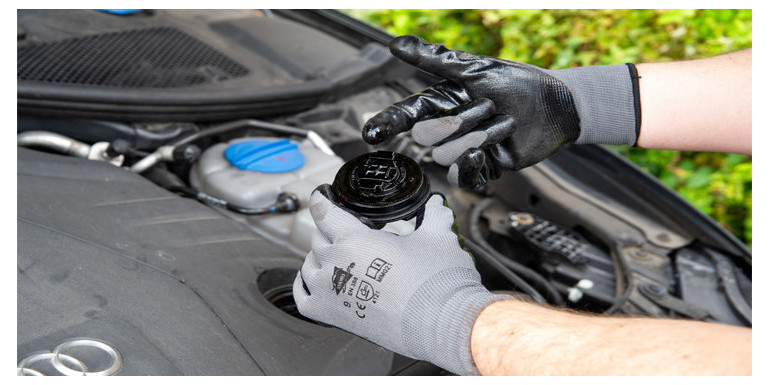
[469,198,565,306]
[464,240,546,304]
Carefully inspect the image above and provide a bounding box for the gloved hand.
[363,35,640,189]
[293,188,512,375]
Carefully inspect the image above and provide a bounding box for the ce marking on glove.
[345,278,379,319]
[333,262,380,319]
[348,280,379,319]
[344,300,368,319]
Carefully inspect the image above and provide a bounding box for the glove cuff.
[401,267,514,375]
[547,64,641,146]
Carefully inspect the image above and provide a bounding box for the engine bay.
[17,9,751,376]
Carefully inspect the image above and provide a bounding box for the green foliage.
[609,146,752,248]
[344,9,752,248]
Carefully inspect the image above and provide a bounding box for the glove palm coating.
[363,35,637,189]
[293,191,510,375]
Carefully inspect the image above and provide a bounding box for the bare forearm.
[470,300,751,375]
[636,49,751,154]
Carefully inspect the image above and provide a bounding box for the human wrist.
[470,299,534,375]
[546,64,640,146]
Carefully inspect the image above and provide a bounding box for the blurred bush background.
[344,9,752,248]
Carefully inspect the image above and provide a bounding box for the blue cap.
[224,139,305,173]
[95,9,144,15]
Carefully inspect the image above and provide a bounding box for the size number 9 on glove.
[293,191,510,375]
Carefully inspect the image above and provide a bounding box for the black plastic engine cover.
[17,147,415,375]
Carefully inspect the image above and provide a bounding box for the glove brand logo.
[17,338,123,376]
[366,258,392,282]
[332,263,355,295]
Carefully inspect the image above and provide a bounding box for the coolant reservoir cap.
[331,151,430,225]
[224,139,305,173]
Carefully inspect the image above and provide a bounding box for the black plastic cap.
[331,151,430,226]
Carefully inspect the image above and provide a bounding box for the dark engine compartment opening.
[258,268,315,324]
[17,9,751,376]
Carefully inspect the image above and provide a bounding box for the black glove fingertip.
[388,34,427,64]
[362,109,401,145]
[362,123,389,145]
[452,148,489,191]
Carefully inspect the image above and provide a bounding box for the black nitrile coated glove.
[363,35,640,190]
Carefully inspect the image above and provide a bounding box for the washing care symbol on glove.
[332,263,355,295]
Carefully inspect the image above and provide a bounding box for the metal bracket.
[639,283,710,320]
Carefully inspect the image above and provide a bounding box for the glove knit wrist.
[401,267,514,375]
[547,64,640,146]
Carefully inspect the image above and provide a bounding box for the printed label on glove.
[332,259,390,319]
[365,258,392,282]
[332,263,355,295]
[357,281,374,301]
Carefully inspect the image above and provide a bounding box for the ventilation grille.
[18,27,250,88]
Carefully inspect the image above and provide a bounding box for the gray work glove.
[362,35,641,190]
[293,191,511,375]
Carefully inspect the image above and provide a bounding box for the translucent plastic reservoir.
[190,137,345,255]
